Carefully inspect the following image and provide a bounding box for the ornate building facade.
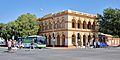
[37,10,98,47]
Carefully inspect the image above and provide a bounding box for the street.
[0,47,120,60]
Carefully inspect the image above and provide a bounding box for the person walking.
[29,39,35,50]
[7,39,12,52]
[94,41,96,48]
[18,40,23,49]
[11,39,17,52]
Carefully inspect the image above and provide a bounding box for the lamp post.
[96,22,99,48]
[52,32,55,47]
[12,29,15,40]
[51,17,56,47]
[12,29,17,40]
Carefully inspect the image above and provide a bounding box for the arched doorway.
[83,35,86,46]
[72,34,76,46]
[57,35,60,46]
[88,35,91,46]
[88,35,91,43]
[62,34,65,46]
[48,35,51,46]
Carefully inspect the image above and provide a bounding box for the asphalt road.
[0,47,120,60]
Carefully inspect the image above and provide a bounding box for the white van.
[0,38,5,45]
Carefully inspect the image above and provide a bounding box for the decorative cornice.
[37,10,97,21]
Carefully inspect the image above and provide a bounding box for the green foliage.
[0,24,11,40]
[0,13,39,40]
[15,13,39,37]
[112,35,119,38]
[97,8,120,37]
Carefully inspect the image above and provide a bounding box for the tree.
[97,8,120,37]
[0,23,5,37]
[0,13,39,40]
[0,13,39,46]
[15,13,39,37]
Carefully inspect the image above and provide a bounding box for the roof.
[37,10,97,21]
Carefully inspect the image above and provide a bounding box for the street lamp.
[52,32,55,47]
[12,29,18,40]
[12,29,15,40]
[51,17,56,47]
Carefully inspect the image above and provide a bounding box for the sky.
[0,0,120,23]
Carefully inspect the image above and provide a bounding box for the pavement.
[46,47,77,49]
[0,46,120,49]
[0,46,120,60]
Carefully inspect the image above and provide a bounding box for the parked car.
[99,43,108,48]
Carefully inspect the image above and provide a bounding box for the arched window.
[77,20,81,29]
[41,22,44,31]
[92,22,95,30]
[61,19,65,28]
[44,21,47,30]
[72,19,76,28]
[87,21,91,29]
[46,23,49,30]
[53,21,56,29]
[49,22,52,29]
[55,23,57,29]
[60,17,65,28]
[83,21,87,29]
[57,20,60,29]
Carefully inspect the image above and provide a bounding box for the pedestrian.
[30,39,35,50]
[18,40,23,49]
[97,41,100,48]
[7,39,12,52]
[87,42,90,48]
[94,42,96,48]
[11,39,17,52]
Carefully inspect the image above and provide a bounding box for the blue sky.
[0,0,120,23]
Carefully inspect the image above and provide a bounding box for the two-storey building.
[37,10,98,47]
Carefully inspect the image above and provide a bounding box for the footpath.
[1,46,120,50]
[0,46,77,50]
[46,47,76,49]
[0,47,7,49]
